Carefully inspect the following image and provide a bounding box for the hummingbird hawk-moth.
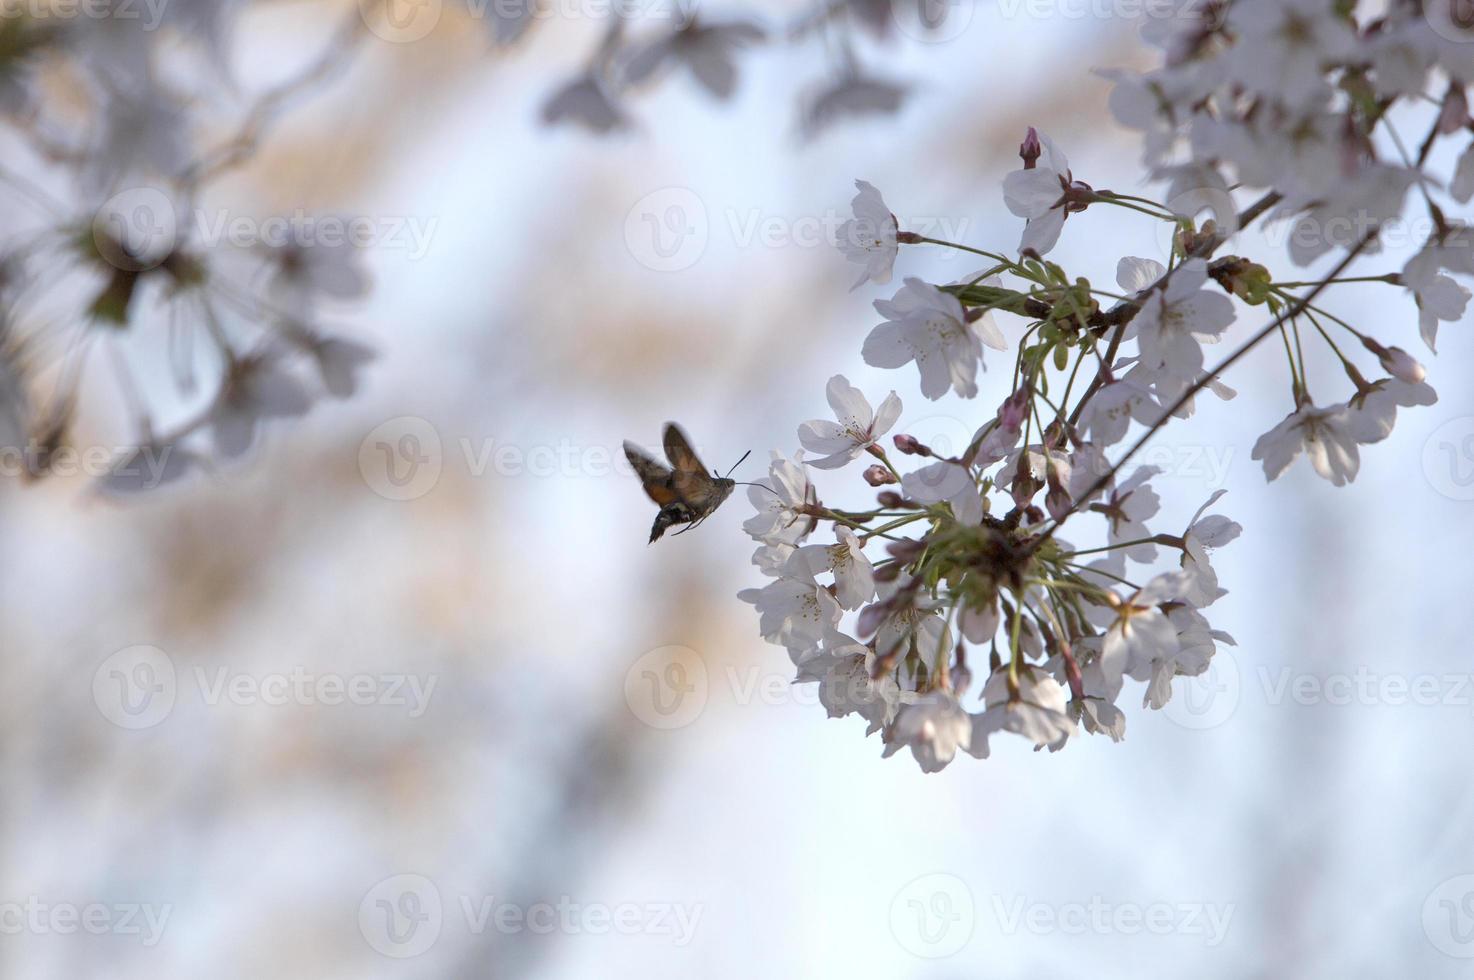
[624,423,749,543]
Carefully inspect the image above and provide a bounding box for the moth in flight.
[624,423,750,543]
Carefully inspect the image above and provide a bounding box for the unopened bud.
[857,601,890,639]
[1045,482,1073,521]
[886,537,926,563]
[999,388,1030,429]
[863,464,897,486]
[1368,341,1426,384]
[1438,86,1469,134]
[876,490,907,508]
[952,662,973,698]
[893,433,930,456]
[1019,126,1042,169]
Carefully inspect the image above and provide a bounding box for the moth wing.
[663,423,715,503]
[624,441,679,506]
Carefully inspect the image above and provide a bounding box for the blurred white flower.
[799,67,908,140]
[542,73,630,134]
[1224,0,1355,108]
[209,354,313,460]
[95,445,197,496]
[263,239,371,317]
[624,18,763,100]
[835,180,898,290]
[306,335,375,399]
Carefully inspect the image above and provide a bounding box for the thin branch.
[1041,228,1379,541]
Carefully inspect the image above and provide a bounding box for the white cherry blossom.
[1133,259,1236,380]
[1002,131,1078,256]
[967,667,1073,758]
[1252,402,1361,486]
[738,552,843,652]
[881,690,971,773]
[864,278,988,399]
[796,525,875,610]
[1100,570,1193,681]
[1180,490,1241,609]
[835,180,899,290]
[901,460,983,526]
[798,374,901,469]
[1348,378,1438,445]
[743,451,815,545]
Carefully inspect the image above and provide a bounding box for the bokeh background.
[4,1,1474,976]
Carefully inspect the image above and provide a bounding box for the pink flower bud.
[999,388,1030,429]
[892,433,928,455]
[1019,127,1042,169]
[886,537,926,562]
[876,490,906,508]
[863,464,897,486]
[856,601,890,639]
[1363,337,1426,384]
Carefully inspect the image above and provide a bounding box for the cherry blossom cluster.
[0,8,375,492]
[738,0,1470,772]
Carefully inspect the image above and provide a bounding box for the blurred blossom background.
[3,0,1474,976]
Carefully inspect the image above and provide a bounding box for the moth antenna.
[733,481,780,497]
[723,449,752,478]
